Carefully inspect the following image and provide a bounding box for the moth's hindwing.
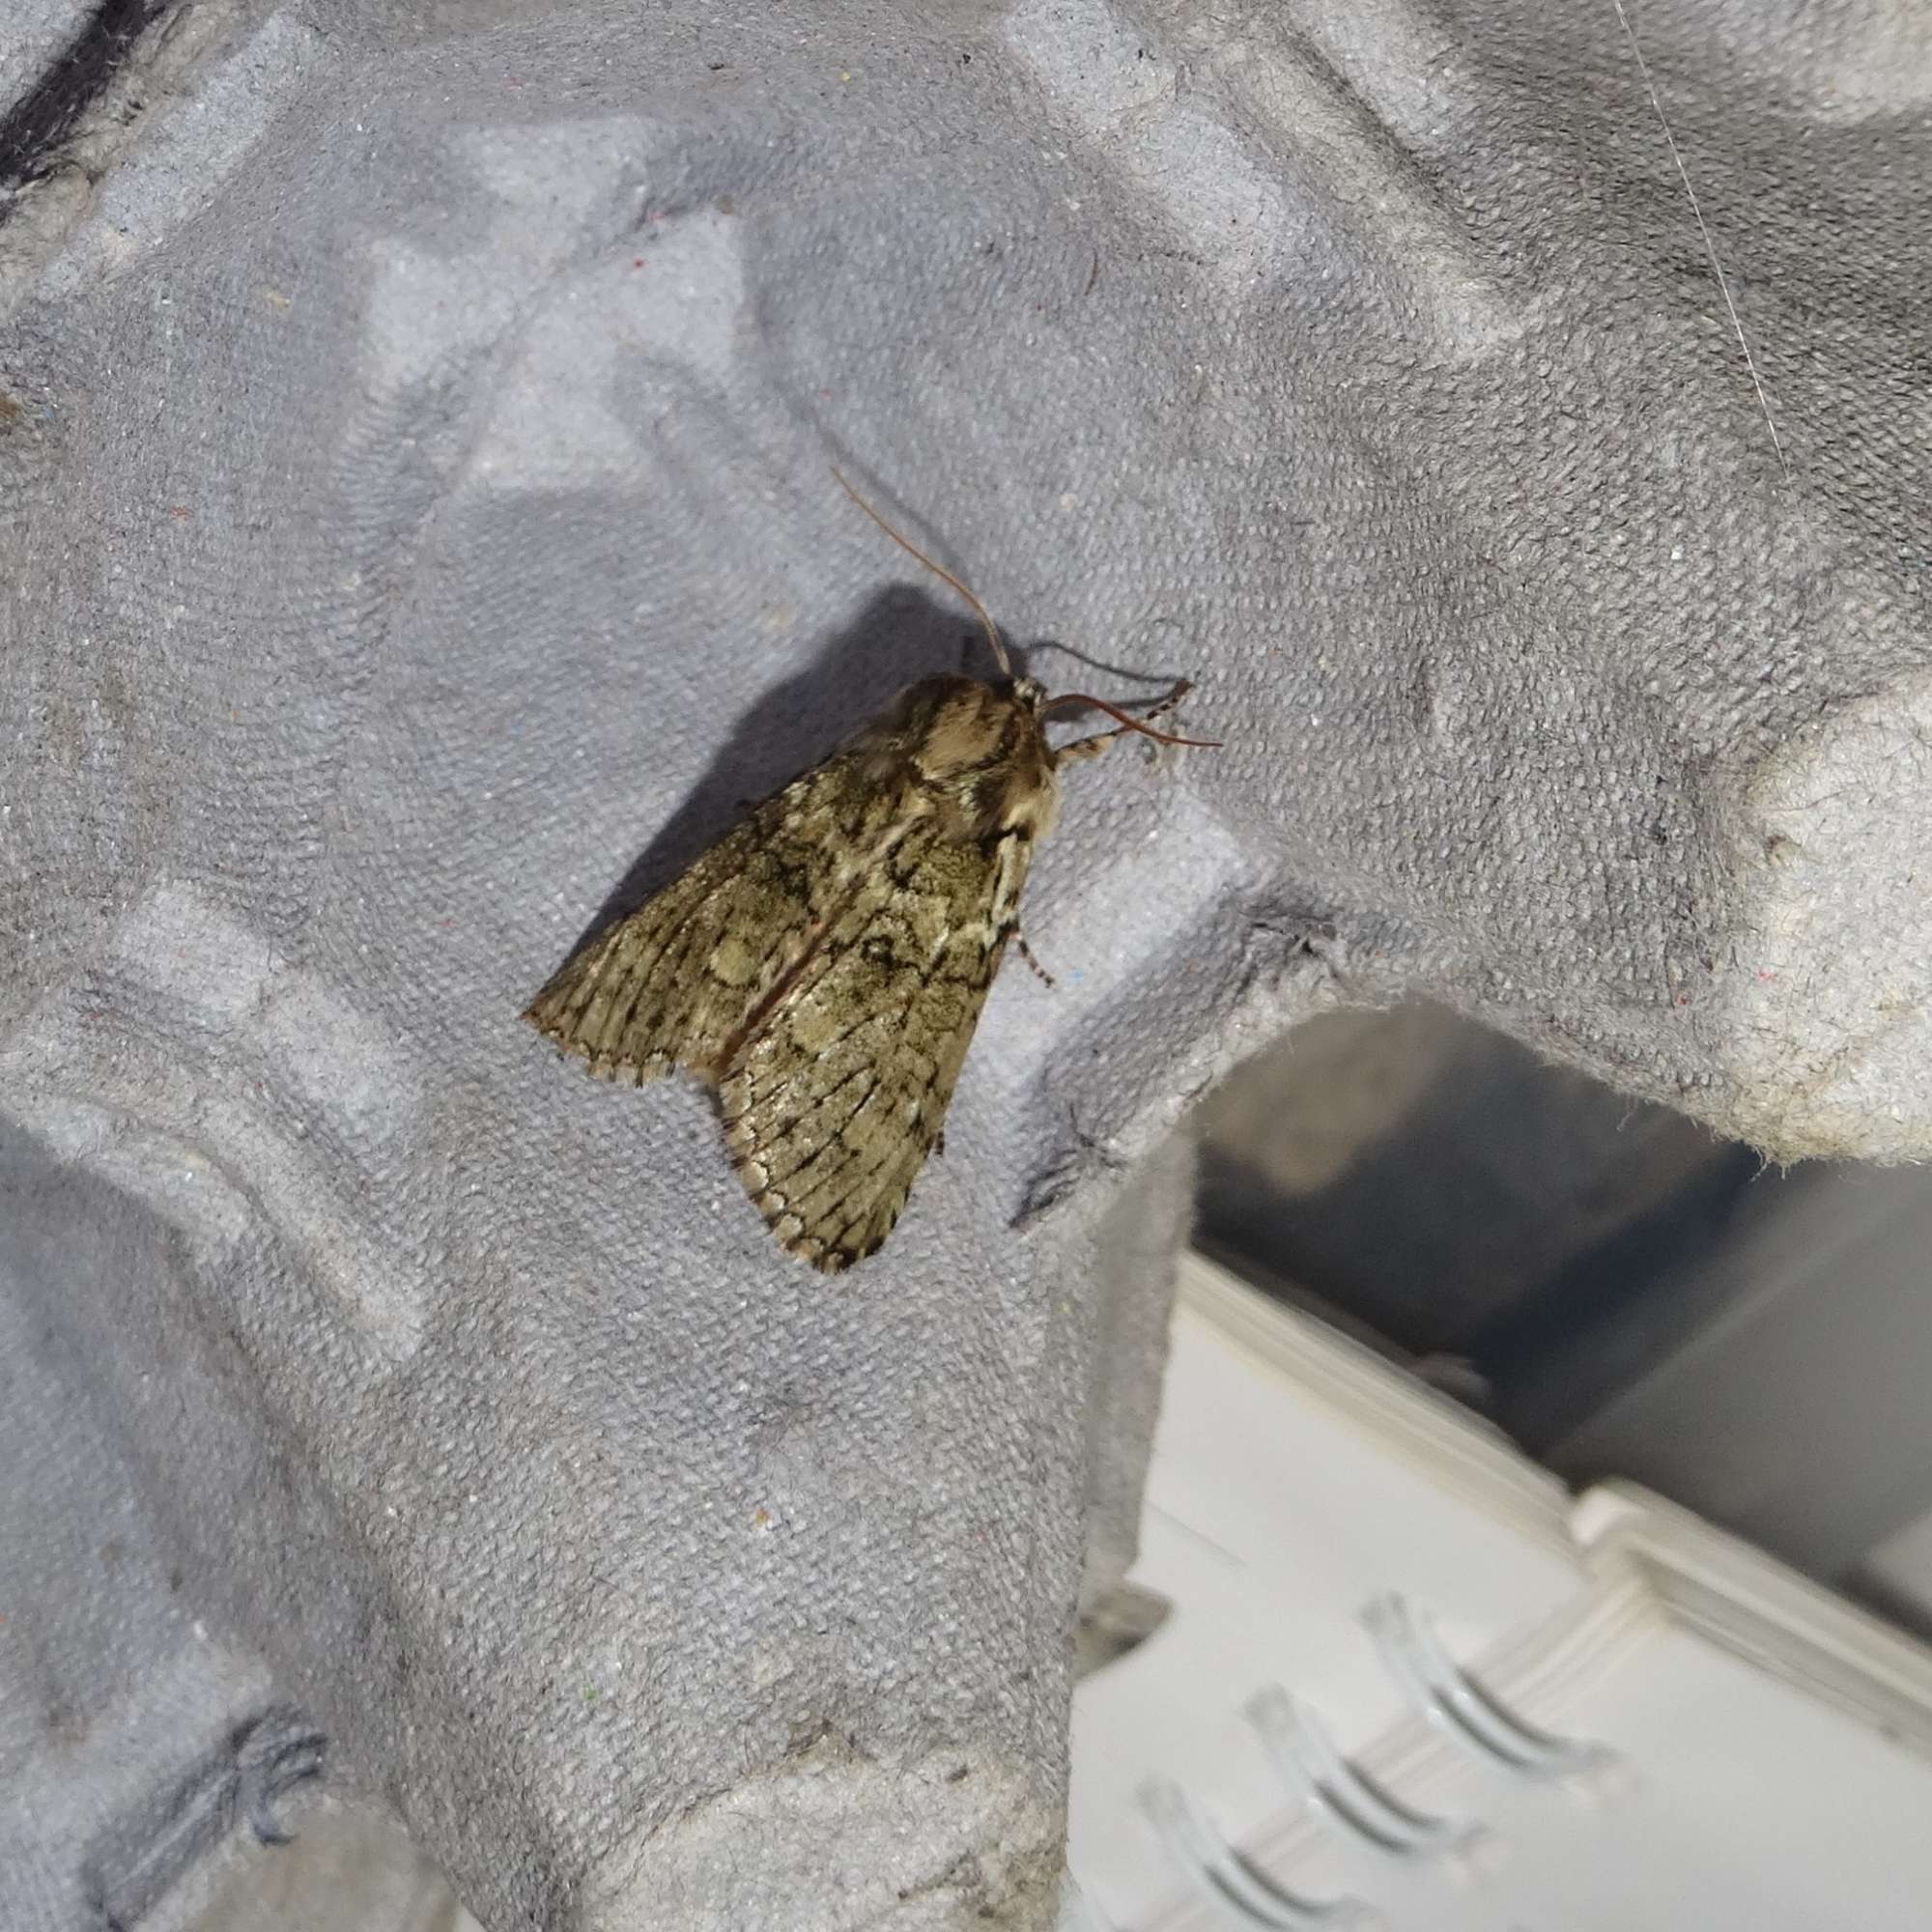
[720,818,1033,1272]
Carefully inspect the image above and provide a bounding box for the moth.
[524,474,1215,1272]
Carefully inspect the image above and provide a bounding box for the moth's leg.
[1054,732,1116,766]
[1132,681,1191,728]
[1054,679,1195,762]
[1014,930,1057,987]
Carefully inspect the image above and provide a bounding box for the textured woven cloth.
[3,2,1928,1927]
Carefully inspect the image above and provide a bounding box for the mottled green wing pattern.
[523,751,907,1085]
[720,822,1032,1272]
[525,670,1065,1272]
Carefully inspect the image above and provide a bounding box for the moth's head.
[865,674,1061,840]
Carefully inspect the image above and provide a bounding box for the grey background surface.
[3,1,1928,1927]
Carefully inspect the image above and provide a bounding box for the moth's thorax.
[865,674,1062,841]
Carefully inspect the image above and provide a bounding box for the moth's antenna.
[1042,689,1223,752]
[831,468,1012,677]
[1608,0,1785,475]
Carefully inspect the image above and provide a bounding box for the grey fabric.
[3,1,1928,1928]
[0,3,96,88]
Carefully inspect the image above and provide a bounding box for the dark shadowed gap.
[1194,1004,1767,1450]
